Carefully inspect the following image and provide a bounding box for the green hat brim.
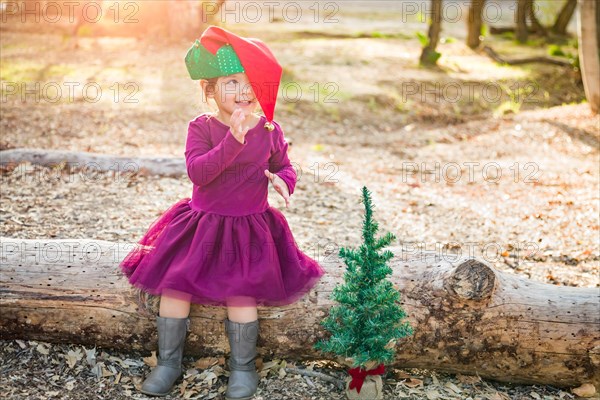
[185,40,245,80]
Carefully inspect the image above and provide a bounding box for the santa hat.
[185,26,282,129]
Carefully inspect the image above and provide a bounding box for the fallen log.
[482,46,574,67]
[0,148,185,177]
[0,237,598,389]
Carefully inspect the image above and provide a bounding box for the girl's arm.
[268,124,297,196]
[185,119,246,187]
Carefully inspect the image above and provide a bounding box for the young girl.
[119,26,326,399]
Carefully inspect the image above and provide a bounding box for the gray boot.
[224,318,260,400]
[140,316,190,397]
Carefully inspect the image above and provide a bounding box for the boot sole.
[225,395,255,400]
[139,374,183,397]
[140,389,171,397]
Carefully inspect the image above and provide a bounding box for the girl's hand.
[264,170,290,208]
[230,109,249,143]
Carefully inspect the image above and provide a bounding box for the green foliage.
[366,31,412,40]
[314,187,413,369]
[568,37,578,50]
[481,24,489,38]
[524,37,546,47]
[548,45,580,68]
[493,82,529,117]
[416,31,429,47]
[548,44,565,57]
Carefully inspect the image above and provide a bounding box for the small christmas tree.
[314,186,413,398]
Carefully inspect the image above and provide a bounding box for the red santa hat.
[187,26,283,126]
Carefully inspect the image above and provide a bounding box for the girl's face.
[208,72,258,118]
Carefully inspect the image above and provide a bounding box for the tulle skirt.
[119,198,325,307]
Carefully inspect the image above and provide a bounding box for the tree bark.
[466,0,485,49]
[577,0,600,114]
[1,238,598,389]
[527,0,548,36]
[419,0,442,65]
[553,0,577,35]
[516,0,530,43]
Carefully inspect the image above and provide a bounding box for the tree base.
[344,375,383,400]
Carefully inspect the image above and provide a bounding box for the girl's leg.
[226,296,258,322]
[159,290,192,318]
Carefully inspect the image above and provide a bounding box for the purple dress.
[119,113,325,307]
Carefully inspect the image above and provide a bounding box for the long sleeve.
[185,119,246,187]
[268,124,297,196]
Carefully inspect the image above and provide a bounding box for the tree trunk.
[553,0,577,35]
[419,0,442,65]
[527,0,548,36]
[516,0,530,43]
[577,0,600,114]
[466,0,485,49]
[1,238,598,389]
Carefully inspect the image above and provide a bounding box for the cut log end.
[447,259,496,301]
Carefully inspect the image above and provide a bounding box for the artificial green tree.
[314,186,413,395]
